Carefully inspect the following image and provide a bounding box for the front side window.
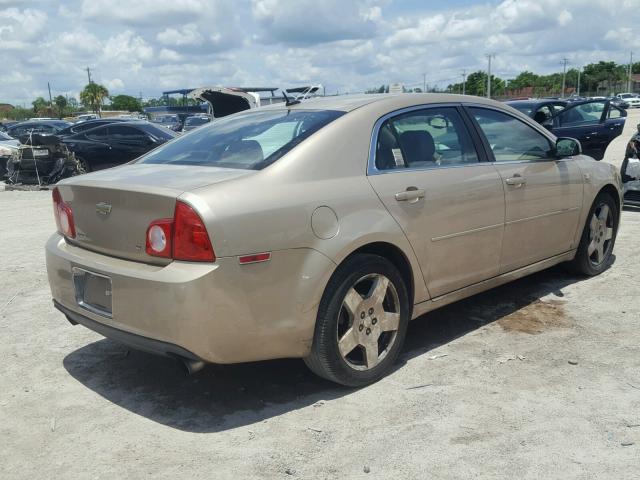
[557,102,605,127]
[470,107,553,161]
[139,109,344,170]
[375,107,478,171]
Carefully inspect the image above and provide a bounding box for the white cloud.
[103,31,153,63]
[158,48,182,62]
[104,78,125,91]
[157,24,204,46]
[0,7,47,48]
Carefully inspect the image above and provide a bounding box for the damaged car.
[621,122,640,206]
[0,131,19,178]
[5,133,83,186]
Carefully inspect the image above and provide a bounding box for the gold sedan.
[46,94,621,386]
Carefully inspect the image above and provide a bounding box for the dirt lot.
[2,110,640,479]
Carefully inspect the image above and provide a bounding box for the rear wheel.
[304,254,410,387]
[75,156,91,174]
[569,193,618,276]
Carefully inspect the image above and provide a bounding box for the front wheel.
[569,193,619,276]
[304,254,410,387]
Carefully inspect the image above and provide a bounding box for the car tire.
[304,253,410,387]
[75,156,91,174]
[568,192,619,276]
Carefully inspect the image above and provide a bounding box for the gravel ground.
[1,110,639,479]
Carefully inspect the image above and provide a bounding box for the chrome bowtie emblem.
[96,202,112,216]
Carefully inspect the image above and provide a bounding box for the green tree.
[32,96,48,115]
[109,94,142,112]
[54,95,67,119]
[80,83,109,116]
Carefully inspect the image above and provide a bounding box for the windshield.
[138,109,344,170]
[154,115,179,124]
[185,117,210,126]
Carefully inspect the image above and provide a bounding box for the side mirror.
[555,137,581,158]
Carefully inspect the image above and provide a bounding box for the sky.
[1,0,639,106]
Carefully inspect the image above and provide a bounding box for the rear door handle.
[395,188,425,203]
[505,176,526,187]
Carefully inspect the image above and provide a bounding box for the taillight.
[52,187,76,239]
[146,201,215,262]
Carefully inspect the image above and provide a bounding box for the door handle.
[505,175,526,187]
[395,187,425,203]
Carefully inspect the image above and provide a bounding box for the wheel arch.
[342,241,416,307]
[598,183,621,216]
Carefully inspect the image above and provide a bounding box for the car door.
[467,106,583,273]
[551,100,619,160]
[80,126,112,169]
[367,105,505,298]
[107,125,155,165]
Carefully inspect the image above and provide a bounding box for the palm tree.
[80,83,109,117]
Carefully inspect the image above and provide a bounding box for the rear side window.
[86,126,109,142]
[138,109,344,170]
[470,107,552,161]
[375,107,478,171]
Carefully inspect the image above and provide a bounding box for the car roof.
[261,93,512,113]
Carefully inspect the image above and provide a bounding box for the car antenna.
[282,89,301,107]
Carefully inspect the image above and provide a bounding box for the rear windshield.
[138,109,344,170]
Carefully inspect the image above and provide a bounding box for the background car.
[506,98,626,160]
[0,131,19,177]
[615,93,640,108]
[151,114,182,131]
[609,97,630,109]
[181,115,211,132]
[6,119,71,138]
[62,121,176,171]
[47,94,621,387]
[57,118,145,137]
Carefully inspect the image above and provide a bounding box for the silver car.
[46,94,621,386]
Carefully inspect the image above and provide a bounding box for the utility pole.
[422,73,426,93]
[86,67,93,85]
[47,82,53,106]
[628,52,634,93]
[561,58,569,98]
[485,54,495,98]
[577,66,581,96]
[462,70,467,95]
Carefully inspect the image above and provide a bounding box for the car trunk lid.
[56,164,254,264]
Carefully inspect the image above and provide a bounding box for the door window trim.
[462,103,561,165]
[367,103,489,176]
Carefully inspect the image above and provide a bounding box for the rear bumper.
[54,299,202,361]
[46,234,336,363]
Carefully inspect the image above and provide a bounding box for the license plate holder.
[72,267,112,318]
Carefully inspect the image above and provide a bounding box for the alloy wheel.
[587,202,614,266]
[336,273,401,371]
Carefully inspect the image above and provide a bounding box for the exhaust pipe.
[179,358,206,375]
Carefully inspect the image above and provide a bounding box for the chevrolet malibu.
[46,94,621,386]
